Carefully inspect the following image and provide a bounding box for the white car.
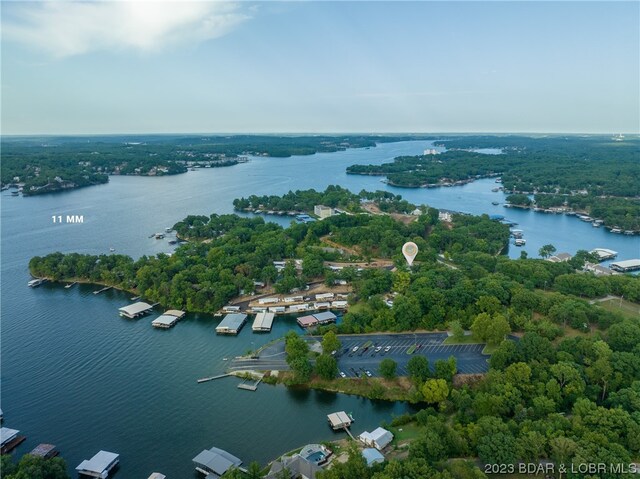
[352,346,359,352]
[365,370,372,377]
[374,346,382,352]
[339,371,346,378]
[384,346,391,352]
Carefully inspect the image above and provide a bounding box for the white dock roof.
[164,309,185,318]
[327,411,352,428]
[216,313,248,332]
[611,259,640,269]
[152,314,179,328]
[252,312,275,331]
[119,302,152,315]
[76,450,119,474]
[0,427,19,446]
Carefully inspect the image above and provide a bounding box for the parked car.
[384,346,391,352]
[339,371,346,378]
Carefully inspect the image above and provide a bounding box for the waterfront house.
[265,454,321,479]
[358,427,394,450]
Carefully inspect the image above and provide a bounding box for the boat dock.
[93,286,112,295]
[252,312,275,332]
[197,373,232,383]
[237,377,262,391]
[76,450,119,478]
[215,313,248,335]
[1,427,26,454]
[327,411,353,430]
[610,259,640,273]
[119,301,154,319]
[591,248,618,261]
[152,309,186,329]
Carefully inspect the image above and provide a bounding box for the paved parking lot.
[331,333,489,377]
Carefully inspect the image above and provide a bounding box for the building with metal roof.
[147,473,166,479]
[313,311,337,324]
[75,450,119,478]
[611,259,640,272]
[193,446,242,478]
[590,248,618,261]
[216,313,248,335]
[118,302,153,319]
[327,411,352,429]
[0,427,18,447]
[297,315,318,328]
[252,312,275,332]
[359,427,394,450]
[362,448,385,466]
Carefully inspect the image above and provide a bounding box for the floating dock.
[0,427,26,454]
[216,313,248,335]
[76,450,119,478]
[327,411,353,430]
[29,443,59,458]
[297,311,337,328]
[237,377,262,391]
[591,248,618,261]
[152,309,186,329]
[610,259,640,273]
[119,301,153,319]
[252,311,275,332]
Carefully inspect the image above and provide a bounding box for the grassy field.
[388,422,425,443]
[598,297,640,320]
[442,334,483,345]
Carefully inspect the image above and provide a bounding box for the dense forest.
[346,135,640,230]
[1,134,422,195]
[27,187,640,477]
[233,185,420,215]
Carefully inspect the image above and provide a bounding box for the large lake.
[1,140,638,477]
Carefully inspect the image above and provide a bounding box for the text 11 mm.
[52,215,84,224]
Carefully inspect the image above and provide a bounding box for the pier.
[65,281,77,289]
[197,373,231,383]
[93,286,112,295]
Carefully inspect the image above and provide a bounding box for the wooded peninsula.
[346,135,640,231]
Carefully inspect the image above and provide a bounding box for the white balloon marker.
[402,242,418,266]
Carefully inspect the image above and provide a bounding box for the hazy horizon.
[2,1,638,135]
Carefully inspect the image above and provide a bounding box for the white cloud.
[2,1,251,58]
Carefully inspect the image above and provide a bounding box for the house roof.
[362,448,385,466]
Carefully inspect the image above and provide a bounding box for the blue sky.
[2,1,638,134]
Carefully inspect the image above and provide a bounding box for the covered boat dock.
[119,302,153,319]
[327,411,352,430]
[611,259,640,272]
[76,450,119,478]
[216,313,248,335]
[252,312,275,332]
[193,446,242,478]
[152,309,186,329]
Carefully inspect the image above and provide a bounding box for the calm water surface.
[1,140,638,477]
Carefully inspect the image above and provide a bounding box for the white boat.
[514,239,526,246]
[28,278,46,287]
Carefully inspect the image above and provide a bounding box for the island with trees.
[346,135,640,231]
[27,187,640,478]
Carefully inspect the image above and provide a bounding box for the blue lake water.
[1,140,638,477]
